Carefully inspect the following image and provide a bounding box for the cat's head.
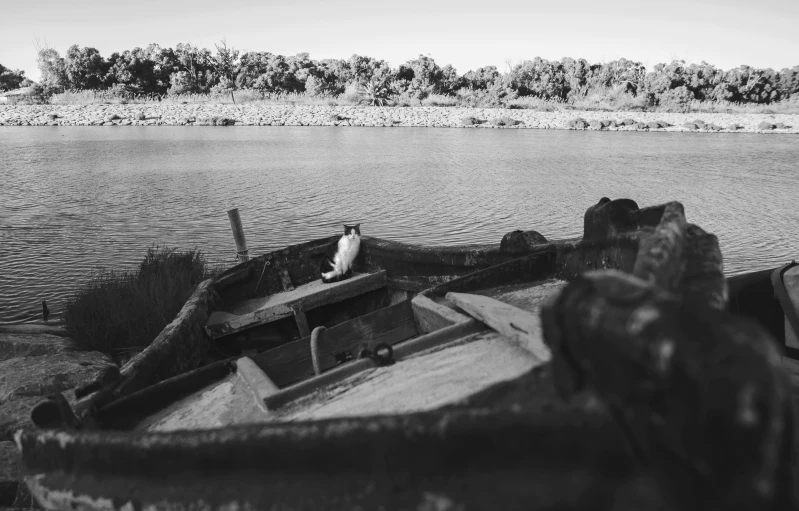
[344,224,361,238]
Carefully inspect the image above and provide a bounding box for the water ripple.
[1,127,798,323]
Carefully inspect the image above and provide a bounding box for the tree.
[37,48,68,91]
[585,58,646,95]
[777,66,799,99]
[398,55,446,94]
[462,66,500,90]
[438,64,463,95]
[509,58,568,99]
[213,39,240,87]
[560,57,590,99]
[315,58,350,93]
[347,54,392,86]
[146,44,180,94]
[64,45,106,89]
[0,63,27,91]
[106,48,158,93]
[168,43,215,94]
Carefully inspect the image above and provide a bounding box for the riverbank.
[0,104,797,133]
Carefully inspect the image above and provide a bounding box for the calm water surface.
[1,127,797,323]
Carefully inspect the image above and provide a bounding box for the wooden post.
[227,208,249,263]
[293,308,311,338]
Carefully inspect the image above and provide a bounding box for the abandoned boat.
[14,198,797,511]
[727,259,799,405]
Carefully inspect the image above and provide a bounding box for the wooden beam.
[206,271,387,339]
[446,292,551,363]
[411,294,471,334]
[293,308,311,338]
[251,299,418,387]
[392,319,487,360]
[235,357,280,406]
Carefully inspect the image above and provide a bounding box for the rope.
[253,259,271,294]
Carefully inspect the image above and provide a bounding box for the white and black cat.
[320,224,361,283]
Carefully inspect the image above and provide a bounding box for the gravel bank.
[0,104,797,133]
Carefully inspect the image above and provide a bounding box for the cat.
[320,224,361,283]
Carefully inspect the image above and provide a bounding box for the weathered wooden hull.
[66,235,563,421]
[15,404,645,511]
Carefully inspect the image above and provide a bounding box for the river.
[1,127,797,323]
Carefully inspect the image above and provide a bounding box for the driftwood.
[542,201,797,511]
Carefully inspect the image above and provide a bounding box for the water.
[1,127,798,324]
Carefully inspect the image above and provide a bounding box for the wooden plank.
[392,319,487,360]
[206,271,387,339]
[235,357,280,405]
[411,294,471,334]
[293,309,311,338]
[251,299,418,387]
[445,292,551,363]
[386,275,459,293]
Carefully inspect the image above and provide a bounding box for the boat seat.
[206,271,388,340]
[251,299,418,387]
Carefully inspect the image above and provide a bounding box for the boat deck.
[476,279,569,313]
[276,330,535,422]
[133,277,569,433]
[135,327,539,432]
[137,371,269,432]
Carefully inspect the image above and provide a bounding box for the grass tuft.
[63,246,218,356]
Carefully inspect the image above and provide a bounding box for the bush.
[63,246,216,355]
[356,79,394,106]
[657,86,695,111]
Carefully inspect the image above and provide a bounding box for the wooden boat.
[54,197,665,413]
[14,198,795,511]
[727,260,799,405]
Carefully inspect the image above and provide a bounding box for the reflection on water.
[1,127,798,323]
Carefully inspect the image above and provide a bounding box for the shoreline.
[0,104,797,133]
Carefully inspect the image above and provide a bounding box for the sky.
[1,0,798,81]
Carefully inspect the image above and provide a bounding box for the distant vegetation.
[63,246,216,357]
[0,63,31,91]
[2,41,798,112]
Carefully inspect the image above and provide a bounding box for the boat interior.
[85,232,646,433]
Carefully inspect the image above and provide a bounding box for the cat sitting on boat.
[320,224,361,283]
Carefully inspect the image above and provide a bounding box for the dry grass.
[63,246,219,355]
[668,97,799,115]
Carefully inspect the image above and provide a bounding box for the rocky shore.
[0,323,116,508]
[0,104,797,133]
